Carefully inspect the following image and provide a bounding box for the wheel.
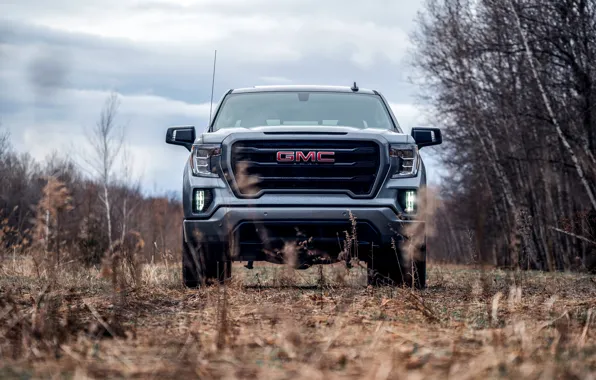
[182,229,231,288]
[366,243,426,289]
[366,245,404,286]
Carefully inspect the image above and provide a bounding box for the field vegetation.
[1,257,595,379]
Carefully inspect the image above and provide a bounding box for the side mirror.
[166,126,196,151]
[411,127,442,148]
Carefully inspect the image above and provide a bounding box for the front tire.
[182,230,231,288]
[367,244,426,289]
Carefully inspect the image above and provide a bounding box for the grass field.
[1,258,595,379]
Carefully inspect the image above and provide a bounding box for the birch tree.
[85,92,125,250]
[506,0,596,212]
[412,0,596,270]
[0,121,185,265]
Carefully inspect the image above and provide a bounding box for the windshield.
[211,92,397,131]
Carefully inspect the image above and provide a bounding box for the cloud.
[0,17,420,105]
[258,76,294,85]
[2,0,419,68]
[5,85,212,193]
[389,103,428,133]
[0,0,436,193]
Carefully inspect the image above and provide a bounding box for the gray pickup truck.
[166,84,441,288]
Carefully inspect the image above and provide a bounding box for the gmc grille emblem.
[276,151,335,163]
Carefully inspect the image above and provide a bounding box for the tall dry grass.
[1,255,595,379]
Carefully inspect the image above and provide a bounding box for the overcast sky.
[0,0,439,195]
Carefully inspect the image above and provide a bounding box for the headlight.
[190,144,221,177]
[390,144,419,178]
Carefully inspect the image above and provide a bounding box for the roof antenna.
[351,81,359,92]
[208,49,217,125]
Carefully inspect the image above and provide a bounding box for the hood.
[199,125,414,144]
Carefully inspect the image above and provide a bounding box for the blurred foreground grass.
[0,258,595,379]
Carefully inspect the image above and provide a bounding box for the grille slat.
[244,161,376,168]
[257,176,372,182]
[235,146,377,154]
[230,140,380,196]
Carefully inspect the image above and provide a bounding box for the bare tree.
[0,114,184,266]
[412,0,596,270]
[506,0,596,212]
[84,92,125,250]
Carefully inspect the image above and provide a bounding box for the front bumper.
[183,206,422,261]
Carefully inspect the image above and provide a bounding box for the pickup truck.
[166,84,441,288]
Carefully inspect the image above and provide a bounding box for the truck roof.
[230,85,377,95]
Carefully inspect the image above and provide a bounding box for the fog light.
[193,189,213,213]
[398,189,417,214]
[405,190,416,213]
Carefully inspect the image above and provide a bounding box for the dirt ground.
[1,259,595,379]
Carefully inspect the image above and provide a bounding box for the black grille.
[230,140,380,196]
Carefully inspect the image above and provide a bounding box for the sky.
[0,0,439,195]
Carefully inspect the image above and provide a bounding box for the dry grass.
[0,257,595,379]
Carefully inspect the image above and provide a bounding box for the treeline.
[414,0,596,270]
[0,119,182,266]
